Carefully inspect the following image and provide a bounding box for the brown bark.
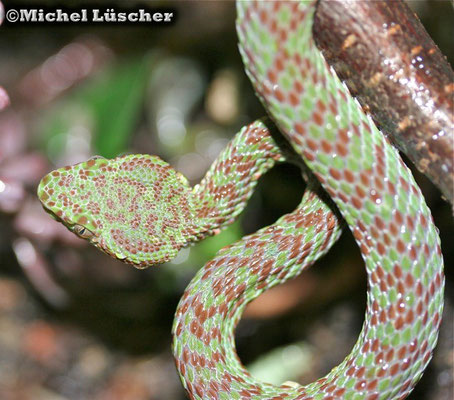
[313,0,453,206]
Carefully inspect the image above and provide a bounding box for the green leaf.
[84,56,151,157]
[38,55,152,160]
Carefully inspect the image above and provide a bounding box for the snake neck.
[187,120,287,242]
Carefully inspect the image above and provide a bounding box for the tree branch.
[313,0,453,206]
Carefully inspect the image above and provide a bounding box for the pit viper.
[37,1,444,399]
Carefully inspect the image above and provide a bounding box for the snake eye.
[73,224,94,239]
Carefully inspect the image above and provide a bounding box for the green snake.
[37,1,445,399]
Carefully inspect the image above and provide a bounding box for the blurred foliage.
[38,56,152,159]
[89,57,150,157]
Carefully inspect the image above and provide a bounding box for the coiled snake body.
[38,2,444,399]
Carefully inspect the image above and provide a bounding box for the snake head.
[37,154,197,268]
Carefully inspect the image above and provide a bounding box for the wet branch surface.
[313,0,454,207]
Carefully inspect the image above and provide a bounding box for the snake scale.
[37,1,444,399]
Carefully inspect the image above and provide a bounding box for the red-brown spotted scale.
[38,121,288,268]
[37,1,444,399]
[170,1,445,400]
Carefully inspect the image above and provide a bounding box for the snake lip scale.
[37,1,444,399]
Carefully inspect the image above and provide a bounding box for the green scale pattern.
[38,121,289,267]
[172,2,444,399]
[37,1,445,399]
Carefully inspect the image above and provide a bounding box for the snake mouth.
[39,201,73,228]
[92,238,126,261]
[39,203,102,246]
[40,204,59,222]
